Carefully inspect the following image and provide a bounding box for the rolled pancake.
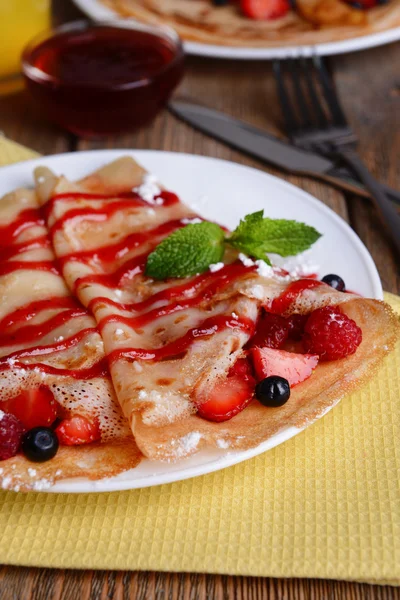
[0,187,140,491]
[34,157,399,462]
[101,0,400,48]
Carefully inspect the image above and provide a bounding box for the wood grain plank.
[0,90,71,156]
[333,43,400,292]
[1,568,400,599]
[78,57,349,225]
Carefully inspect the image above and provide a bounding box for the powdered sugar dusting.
[209,262,224,273]
[239,250,319,282]
[181,217,202,225]
[239,253,255,267]
[134,174,161,204]
[216,438,230,449]
[32,478,52,491]
[169,432,202,458]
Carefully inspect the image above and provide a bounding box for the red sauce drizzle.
[89,262,255,315]
[0,236,50,262]
[0,327,97,360]
[0,260,59,276]
[0,297,79,331]
[269,279,322,314]
[0,206,108,380]
[46,189,179,235]
[97,263,256,330]
[59,218,185,269]
[73,253,147,294]
[0,308,87,347]
[0,357,109,379]
[107,315,254,364]
[0,208,44,244]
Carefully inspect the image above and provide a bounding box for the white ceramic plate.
[72,0,400,59]
[0,149,382,492]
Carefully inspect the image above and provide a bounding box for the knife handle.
[315,169,400,208]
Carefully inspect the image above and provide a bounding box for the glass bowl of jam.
[22,20,185,137]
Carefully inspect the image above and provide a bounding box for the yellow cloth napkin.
[0,136,399,585]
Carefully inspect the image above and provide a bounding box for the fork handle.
[338,147,400,259]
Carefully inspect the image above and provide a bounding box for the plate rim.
[0,148,383,493]
[71,0,400,59]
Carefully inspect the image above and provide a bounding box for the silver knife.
[169,100,400,207]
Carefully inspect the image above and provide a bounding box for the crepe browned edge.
[133,298,400,461]
[102,0,400,48]
[0,438,141,492]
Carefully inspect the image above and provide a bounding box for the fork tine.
[286,58,313,130]
[312,55,348,127]
[273,60,299,137]
[300,57,329,129]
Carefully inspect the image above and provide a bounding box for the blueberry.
[21,427,59,463]
[321,273,346,292]
[255,376,290,407]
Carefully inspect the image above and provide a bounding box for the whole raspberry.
[249,312,289,349]
[0,411,25,460]
[303,305,362,361]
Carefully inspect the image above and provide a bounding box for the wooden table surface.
[0,1,399,598]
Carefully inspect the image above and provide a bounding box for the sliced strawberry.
[241,0,289,19]
[55,415,101,446]
[251,347,318,386]
[3,386,57,430]
[197,361,255,422]
[248,312,289,349]
[286,314,308,340]
[228,357,254,381]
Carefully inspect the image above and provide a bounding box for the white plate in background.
[72,0,400,59]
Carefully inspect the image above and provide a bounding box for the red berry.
[249,312,289,349]
[0,412,25,460]
[241,0,289,19]
[55,415,101,446]
[286,314,308,340]
[197,360,255,422]
[303,305,362,361]
[3,386,57,430]
[252,347,318,386]
[228,357,254,382]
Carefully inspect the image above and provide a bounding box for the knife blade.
[169,100,400,207]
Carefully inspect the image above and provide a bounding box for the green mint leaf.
[228,211,321,260]
[145,222,225,280]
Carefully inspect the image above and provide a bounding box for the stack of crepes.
[0,155,398,491]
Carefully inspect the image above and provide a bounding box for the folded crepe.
[0,186,140,491]
[34,157,399,462]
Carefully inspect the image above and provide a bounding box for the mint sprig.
[227,210,321,265]
[145,222,225,280]
[145,211,321,280]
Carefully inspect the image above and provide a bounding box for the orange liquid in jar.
[0,0,50,79]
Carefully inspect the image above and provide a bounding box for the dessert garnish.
[146,210,321,279]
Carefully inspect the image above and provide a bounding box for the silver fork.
[273,55,400,258]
